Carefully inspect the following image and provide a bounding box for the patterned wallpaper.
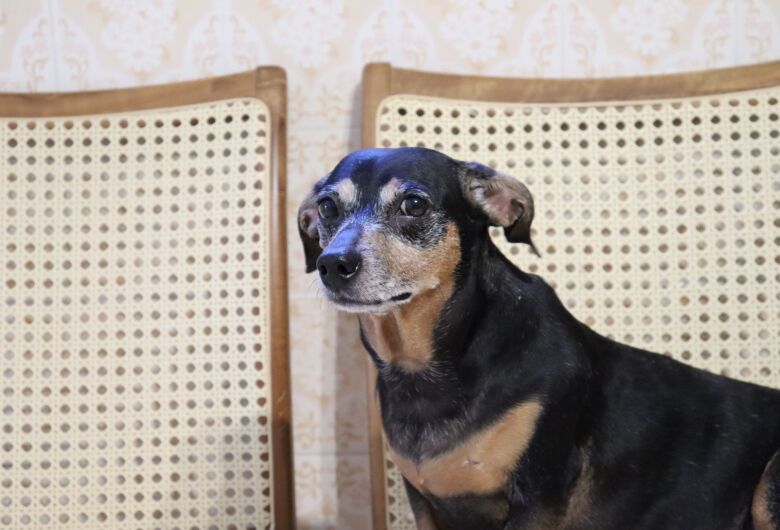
[1,0,779,528]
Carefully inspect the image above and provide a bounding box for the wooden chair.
[361,61,780,529]
[0,68,294,529]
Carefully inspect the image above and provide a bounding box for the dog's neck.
[357,232,492,376]
[358,234,530,456]
[357,275,456,373]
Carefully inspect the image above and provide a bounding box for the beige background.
[1,0,779,528]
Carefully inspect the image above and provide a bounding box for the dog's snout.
[317,249,361,288]
[317,224,363,290]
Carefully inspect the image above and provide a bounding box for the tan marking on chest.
[389,400,543,498]
[359,223,460,372]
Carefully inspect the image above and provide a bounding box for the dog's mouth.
[327,291,412,313]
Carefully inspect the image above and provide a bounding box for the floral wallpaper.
[1,0,779,528]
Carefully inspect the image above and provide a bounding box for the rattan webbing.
[1,99,274,529]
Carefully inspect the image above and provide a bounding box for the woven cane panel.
[374,90,780,528]
[0,99,275,529]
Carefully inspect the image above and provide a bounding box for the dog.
[298,147,780,530]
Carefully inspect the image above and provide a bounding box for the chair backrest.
[0,68,294,529]
[361,61,780,530]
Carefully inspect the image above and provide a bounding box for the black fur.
[305,147,780,529]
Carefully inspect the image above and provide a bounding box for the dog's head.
[298,147,537,313]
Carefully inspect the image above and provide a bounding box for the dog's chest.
[388,400,542,498]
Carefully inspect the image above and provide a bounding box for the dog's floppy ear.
[459,161,540,256]
[298,177,327,273]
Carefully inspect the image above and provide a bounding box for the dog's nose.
[316,250,361,289]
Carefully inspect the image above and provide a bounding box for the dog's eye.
[399,196,428,217]
[317,198,338,220]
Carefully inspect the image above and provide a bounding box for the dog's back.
[577,315,780,528]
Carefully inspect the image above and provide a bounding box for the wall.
[1,0,779,527]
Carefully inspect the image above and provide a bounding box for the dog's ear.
[459,161,540,256]
[298,177,327,273]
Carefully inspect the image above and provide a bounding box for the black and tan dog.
[298,147,780,530]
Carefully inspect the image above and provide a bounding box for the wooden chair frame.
[0,67,295,529]
[361,60,780,529]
